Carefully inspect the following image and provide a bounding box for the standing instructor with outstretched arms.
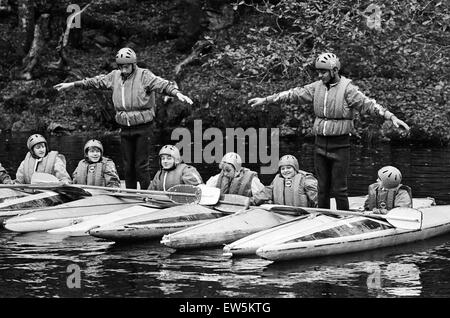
[54,48,193,189]
[248,52,410,211]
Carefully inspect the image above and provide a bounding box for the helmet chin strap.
[121,64,136,81]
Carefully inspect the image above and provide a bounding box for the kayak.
[223,197,436,257]
[0,188,28,203]
[47,204,164,236]
[161,197,436,250]
[256,204,450,262]
[160,207,295,249]
[0,191,70,224]
[88,204,227,242]
[3,194,149,232]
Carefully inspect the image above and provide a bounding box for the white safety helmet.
[159,145,181,165]
[278,155,299,172]
[27,134,47,152]
[116,47,137,64]
[220,152,242,173]
[315,52,341,71]
[378,166,402,189]
[84,139,103,155]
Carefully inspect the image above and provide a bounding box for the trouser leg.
[135,124,151,190]
[331,146,350,211]
[120,127,137,189]
[314,150,332,209]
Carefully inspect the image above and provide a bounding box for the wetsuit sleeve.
[303,174,319,207]
[345,83,395,120]
[266,83,315,106]
[15,161,26,184]
[74,71,115,89]
[103,161,121,188]
[54,155,72,184]
[252,183,274,206]
[71,162,81,184]
[0,164,12,184]
[394,189,413,208]
[181,166,203,186]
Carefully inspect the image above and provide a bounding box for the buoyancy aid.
[272,170,312,207]
[152,163,198,191]
[366,183,413,210]
[112,67,156,126]
[73,157,113,186]
[216,168,256,196]
[312,76,353,136]
[23,151,58,184]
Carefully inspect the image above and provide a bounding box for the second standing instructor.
[54,48,193,189]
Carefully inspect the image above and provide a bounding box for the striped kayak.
[256,204,450,261]
[88,204,228,242]
[223,197,436,257]
[0,191,70,225]
[3,194,148,232]
[0,188,29,203]
[161,197,435,250]
[47,204,164,236]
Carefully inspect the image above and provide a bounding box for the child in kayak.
[253,155,318,207]
[15,134,71,184]
[0,162,13,184]
[364,166,412,214]
[148,145,203,191]
[206,152,265,204]
[72,139,121,188]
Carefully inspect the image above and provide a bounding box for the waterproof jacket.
[214,168,257,197]
[148,163,203,191]
[267,76,395,136]
[15,151,71,184]
[253,170,318,207]
[364,182,413,211]
[72,157,120,188]
[0,163,12,184]
[75,67,180,126]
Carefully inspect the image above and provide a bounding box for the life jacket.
[73,157,113,186]
[216,168,256,197]
[111,67,156,126]
[272,170,312,207]
[312,76,353,136]
[152,163,194,191]
[23,151,59,184]
[366,183,413,210]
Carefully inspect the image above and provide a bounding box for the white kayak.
[47,204,163,236]
[223,197,436,257]
[256,204,450,262]
[3,194,148,232]
[88,204,225,242]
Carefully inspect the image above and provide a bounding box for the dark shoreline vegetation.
[0,0,449,145]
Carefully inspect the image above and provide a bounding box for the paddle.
[259,204,423,230]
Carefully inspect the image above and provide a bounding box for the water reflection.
[1,133,450,297]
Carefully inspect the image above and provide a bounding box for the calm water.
[1,132,450,298]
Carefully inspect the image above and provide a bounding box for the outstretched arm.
[346,84,410,131]
[142,70,193,105]
[248,84,315,108]
[53,71,115,91]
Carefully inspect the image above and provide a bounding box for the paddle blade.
[196,184,220,205]
[384,207,423,230]
[167,184,201,204]
[31,172,59,184]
